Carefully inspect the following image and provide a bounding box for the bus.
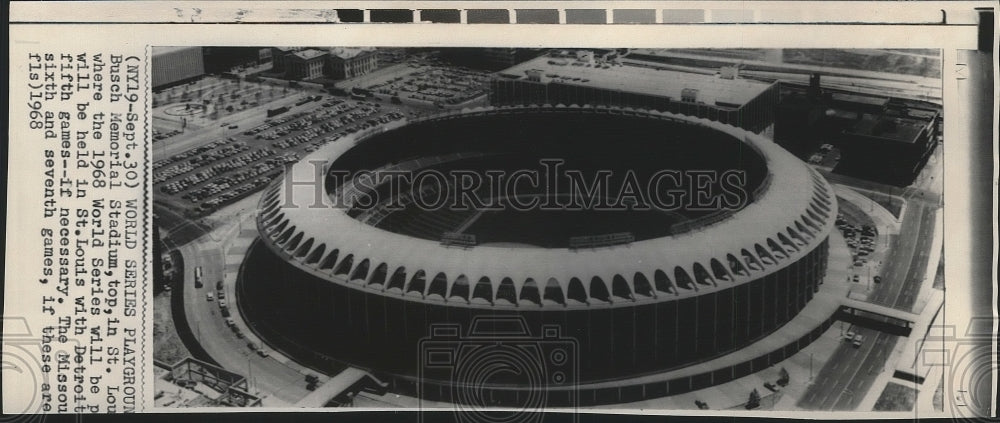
[194,266,203,287]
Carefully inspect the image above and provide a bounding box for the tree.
[777,367,790,387]
[746,388,761,410]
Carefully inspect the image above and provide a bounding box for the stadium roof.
[497,53,774,107]
[258,105,837,310]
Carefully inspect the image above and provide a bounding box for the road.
[867,204,936,311]
[799,327,895,410]
[179,235,316,405]
[798,170,940,410]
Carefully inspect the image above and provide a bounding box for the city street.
[177,208,319,405]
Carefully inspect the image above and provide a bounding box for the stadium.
[237,104,838,406]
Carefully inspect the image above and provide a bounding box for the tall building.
[202,47,271,74]
[491,51,780,133]
[151,47,205,89]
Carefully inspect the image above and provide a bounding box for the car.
[247,342,259,351]
[206,292,214,301]
[225,317,236,327]
[257,349,270,358]
[852,275,860,282]
[234,329,244,339]
[845,330,856,340]
[873,276,882,284]
[853,334,864,347]
[218,299,227,309]
[217,290,226,300]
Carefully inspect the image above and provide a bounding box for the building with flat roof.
[152,47,205,89]
[775,75,940,185]
[491,51,779,133]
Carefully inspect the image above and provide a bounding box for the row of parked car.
[160,148,275,195]
[836,213,879,268]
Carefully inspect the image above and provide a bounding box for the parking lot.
[340,58,492,108]
[153,76,302,141]
[153,94,409,218]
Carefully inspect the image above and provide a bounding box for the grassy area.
[154,291,192,365]
[873,382,917,411]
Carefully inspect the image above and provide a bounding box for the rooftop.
[847,114,928,144]
[497,52,774,107]
[152,46,202,56]
[328,47,376,60]
[290,49,328,61]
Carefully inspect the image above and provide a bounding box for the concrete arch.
[319,249,339,270]
[811,201,829,219]
[305,243,326,265]
[653,270,675,294]
[806,209,823,227]
[795,220,814,239]
[519,278,541,306]
[787,226,807,246]
[367,262,388,288]
[350,259,371,283]
[612,275,633,301]
[755,243,775,265]
[673,267,695,291]
[727,253,750,276]
[472,277,493,304]
[567,278,588,304]
[633,272,654,298]
[741,248,763,271]
[293,237,314,259]
[449,275,470,302]
[386,267,407,293]
[428,272,448,298]
[267,217,289,236]
[778,232,799,252]
[285,232,304,253]
[767,238,787,259]
[710,258,733,282]
[692,262,715,286]
[802,214,821,231]
[334,254,354,276]
[590,277,611,303]
[406,270,427,295]
[275,225,296,245]
[543,278,565,305]
[261,207,281,224]
[496,278,517,305]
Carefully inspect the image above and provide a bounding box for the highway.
[797,197,938,410]
[178,231,317,405]
[799,328,895,410]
